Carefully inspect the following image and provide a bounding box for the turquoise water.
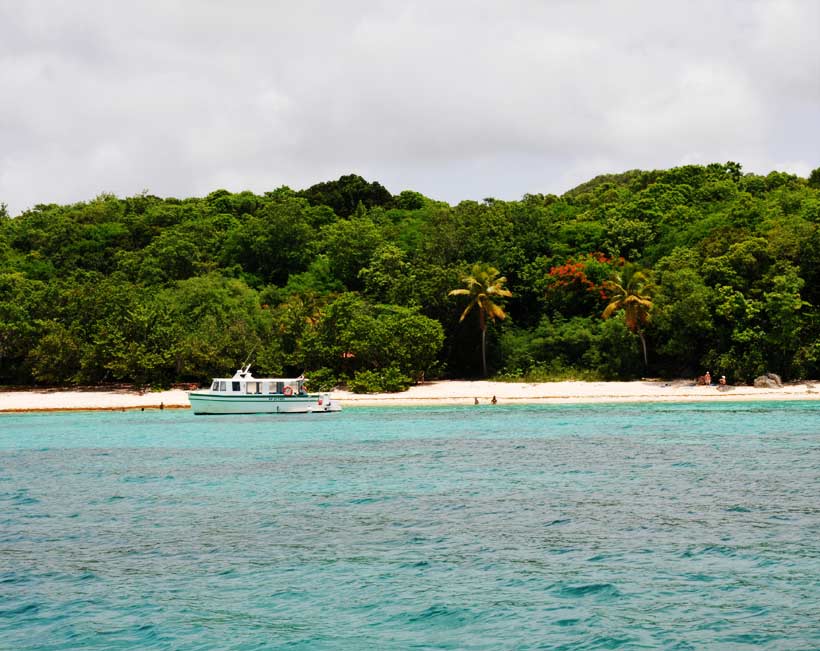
[2,402,819,650]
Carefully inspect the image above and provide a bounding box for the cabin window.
[219,381,226,392]
[211,381,218,391]
[276,381,284,394]
[246,381,261,394]
[232,381,240,392]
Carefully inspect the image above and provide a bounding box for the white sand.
[0,379,817,412]
[0,387,191,412]
[333,379,820,406]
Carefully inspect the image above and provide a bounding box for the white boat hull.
[188,391,341,415]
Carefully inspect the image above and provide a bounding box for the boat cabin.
[208,366,307,397]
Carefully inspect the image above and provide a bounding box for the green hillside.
[2,163,818,389]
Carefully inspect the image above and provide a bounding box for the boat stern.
[311,393,342,413]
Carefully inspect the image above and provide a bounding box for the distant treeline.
[1,164,819,389]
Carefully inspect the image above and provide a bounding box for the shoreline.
[0,379,817,412]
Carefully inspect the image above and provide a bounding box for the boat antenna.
[241,346,256,373]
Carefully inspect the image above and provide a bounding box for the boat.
[188,365,342,415]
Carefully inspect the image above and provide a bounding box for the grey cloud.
[1,0,818,215]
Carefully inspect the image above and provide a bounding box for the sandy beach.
[0,379,817,412]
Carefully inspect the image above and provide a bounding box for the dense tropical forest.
[1,162,819,391]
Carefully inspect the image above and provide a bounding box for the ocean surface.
[1,402,819,650]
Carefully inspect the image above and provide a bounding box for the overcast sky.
[1,1,819,216]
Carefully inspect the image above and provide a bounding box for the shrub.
[348,366,413,393]
[304,368,345,392]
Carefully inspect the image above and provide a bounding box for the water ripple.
[0,403,818,649]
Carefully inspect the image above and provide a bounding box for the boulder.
[765,372,783,387]
[754,375,782,388]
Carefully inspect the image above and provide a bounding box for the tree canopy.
[1,164,818,388]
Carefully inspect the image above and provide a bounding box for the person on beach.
[719,375,726,386]
[474,397,479,405]
[703,371,711,386]
[491,395,497,405]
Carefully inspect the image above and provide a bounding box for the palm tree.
[602,265,654,368]
[449,263,512,376]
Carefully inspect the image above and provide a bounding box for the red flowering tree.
[545,253,623,316]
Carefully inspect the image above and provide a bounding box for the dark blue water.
[2,402,819,650]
